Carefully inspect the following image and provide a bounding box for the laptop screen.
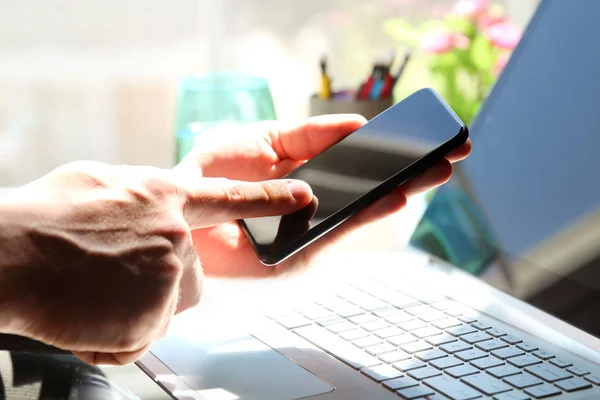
[447,0,600,338]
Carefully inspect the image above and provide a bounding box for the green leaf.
[430,51,461,69]
[383,19,421,47]
[444,15,476,37]
[470,34,494,70]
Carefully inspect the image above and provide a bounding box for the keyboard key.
[327,322,357,334]
[504,373,544,389]
[296,303,332,320]
[475,339,509,352]
[340,328,369,341]
[507,355,543,368]
[462,373,513,395]
[394,358,427,372]
[397,384,436,399]
[554,377,592,392]
[315,315,345,326]
[329,304,364,318]
[549,359,571,368]
[516,343,538,352]
[532,351,554,361]
[433,318,463,329]
[388,333,419,346]
[487,365,521,378]
[405,304,435,315]
[585,375,600,385]
[431,300,460,311]
[374,326,404,339]
[401,341,433,354]
[380,350,412,363]
[492,347,525,360]
[440,341,473,354]
[363,319,391,332]
[447,325,478,337]
[566,366,590,376]
[365,342,397,356]
[487,328,507,337]
[385,312,414,324]
[392,298,424,310]
[383,376,420,391]
[471,356,504,370]
[349,313,378,325]
[361,364,404,382]
[456,349,488,362]
[523,384,561,398]
[461,332,494,344]
[431,356,463,370]
[446,365,480,378]
[494,391,531,400]
[398,320,429,331]
[409,366,443,380]
[445,307,468,317]
[374,307,402,318]
[493,392,531,400]
[501,335,523,345]
[419,311,449,322]
[353,336,382,348]
[274,313,312,329]
[426,334,459,346]
[294,326,380,369]
[458,316,478,323]
[471,321,492,330]
[414,348,447,362]
[525,363,572,382]
[423,375,483,399]
[412,326,442,338]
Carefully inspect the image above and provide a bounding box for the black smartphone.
[239,88,468,265]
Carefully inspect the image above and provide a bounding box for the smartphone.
[239,88,468,265]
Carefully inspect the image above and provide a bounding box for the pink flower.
[493,52,510,75]
[453,33,471,50]
[451,0,488,19]
[486,22,522,49]
[420,31,455,54]
[477,9,506,30]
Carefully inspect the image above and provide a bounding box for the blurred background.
[0,0,538,186]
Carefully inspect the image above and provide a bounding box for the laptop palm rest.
[151,332,334,400]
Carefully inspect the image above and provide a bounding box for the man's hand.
[0,160,313,365]
[182,114,471,279]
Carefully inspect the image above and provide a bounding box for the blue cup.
[174,71,276,163]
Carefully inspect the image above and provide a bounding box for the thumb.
[180,177,313,228]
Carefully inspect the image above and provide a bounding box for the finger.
[175,249,204,314]
[180,177,314,228]
[400,159,453,197]
[73,344,151,366]
[446,139,472,162]
[272,196,319,248]
[269,114,367,161]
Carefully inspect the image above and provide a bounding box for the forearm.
[0,195,35,335]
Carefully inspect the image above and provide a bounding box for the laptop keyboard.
[266,277,600,399]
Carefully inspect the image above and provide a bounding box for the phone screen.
[241,88,465,263]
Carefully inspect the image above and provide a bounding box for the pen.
[385,50,412,97]
[319,55,332,100]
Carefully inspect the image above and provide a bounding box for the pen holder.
[308,94,394,120]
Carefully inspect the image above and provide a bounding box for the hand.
[0,160,314,365]
[181,114,471,279]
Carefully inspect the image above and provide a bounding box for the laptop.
[137,1,600,399]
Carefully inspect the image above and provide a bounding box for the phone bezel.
[239,90,469,265]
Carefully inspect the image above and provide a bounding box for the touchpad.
[151,332,333,400]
